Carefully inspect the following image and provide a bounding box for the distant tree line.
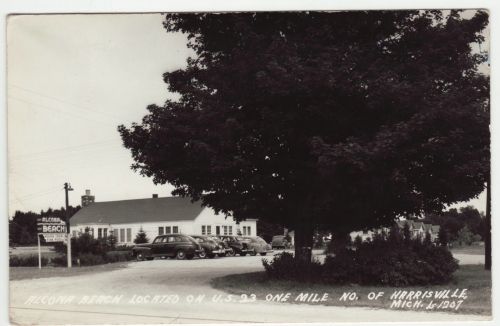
[422,206,486,246]
[9,206,81,246]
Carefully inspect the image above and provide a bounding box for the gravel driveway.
[10,253,488,324]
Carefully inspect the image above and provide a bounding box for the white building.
[70,193,257,244]
[350,220,441,243]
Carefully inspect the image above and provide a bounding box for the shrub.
[50,251,134,266]
[105,251,134,263]
[262,252,322,282]
[50,255,68,267]
[323,230,459,286]
[134,228,149,244]
[55,233,110,256]
[265,228,459,286]
[78,253,106,266]
[10,255,48,267]
[114,245,134,251]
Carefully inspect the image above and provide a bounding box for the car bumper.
[211,249,225,254]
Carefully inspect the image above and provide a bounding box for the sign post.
[64,182,74,268]
[37,216,67,268]
[37,234,41,269]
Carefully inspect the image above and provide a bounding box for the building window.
[120,229,125,243]
[228,226,233,235]
[159,227,164,235]
[98,228,102,239]
[201,225,212,235]
[165,226,171,234]
[103,228,108,238]
[242,226,251,236]
[172,226,179,234]
[223,226,228,236]
[72,230,77,237]
[126,228,132,242]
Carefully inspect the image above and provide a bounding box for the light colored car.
[243,236,273,256]
[271,235,291,249]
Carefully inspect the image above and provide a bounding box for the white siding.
[71,207,258,244]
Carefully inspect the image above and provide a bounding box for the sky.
[7,12,488,216]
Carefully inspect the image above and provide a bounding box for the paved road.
[10,253,489,324]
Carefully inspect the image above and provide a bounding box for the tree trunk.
[293,218,314,263]
[485,180,491,270]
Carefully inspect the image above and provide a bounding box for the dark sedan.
[220,236,252,256]
[132,234,203,260]
[190,235,226,258]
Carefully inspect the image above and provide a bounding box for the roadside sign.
[37,216,67,243]
[40,233,67,242]
[36,216,69,269]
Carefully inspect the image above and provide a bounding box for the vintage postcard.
[7,8,492,325]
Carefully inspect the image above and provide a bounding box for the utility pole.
[64,182,74,268]
[485,179,491,271]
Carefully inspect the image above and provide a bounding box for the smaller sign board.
[40,233,67,243]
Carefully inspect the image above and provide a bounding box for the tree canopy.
[119,11,489,249]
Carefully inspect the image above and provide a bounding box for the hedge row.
[10,251,135,267]
[263,233,459,286]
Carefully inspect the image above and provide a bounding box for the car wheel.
[250,250,257,256]
[176,250,186,260]
[198,249,207,259]
[186,254,194,260]
[260,252,267,256]
[226,248,235,257]
[135,252,144,261]
[208,253,216,259]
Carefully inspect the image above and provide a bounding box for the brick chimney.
[81,189,95,207]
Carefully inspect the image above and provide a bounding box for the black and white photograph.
[5,3,495,325]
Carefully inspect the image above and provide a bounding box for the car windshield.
[154,237,165,243]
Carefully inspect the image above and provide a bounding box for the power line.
[10,138,120,160]
[9,96,119,127]
[9,84,126,121]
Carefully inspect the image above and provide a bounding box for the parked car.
[190,235,225,258]
[220,236,252,256]
[132,234,203,260]
[244,236,273,256]
[271,235,291,249]
[207,235,234,257]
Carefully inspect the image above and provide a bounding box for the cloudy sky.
[7,13,488,216]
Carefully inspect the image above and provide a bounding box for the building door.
[152,237,167,255]
[216,226,220,235]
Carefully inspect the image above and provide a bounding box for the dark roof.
[70,197,205,225]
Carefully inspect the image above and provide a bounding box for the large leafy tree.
[119,11,489,261]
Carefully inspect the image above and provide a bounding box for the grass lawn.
[10,262,131,281]
[450,245,485,255]
[211,265,491,316]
